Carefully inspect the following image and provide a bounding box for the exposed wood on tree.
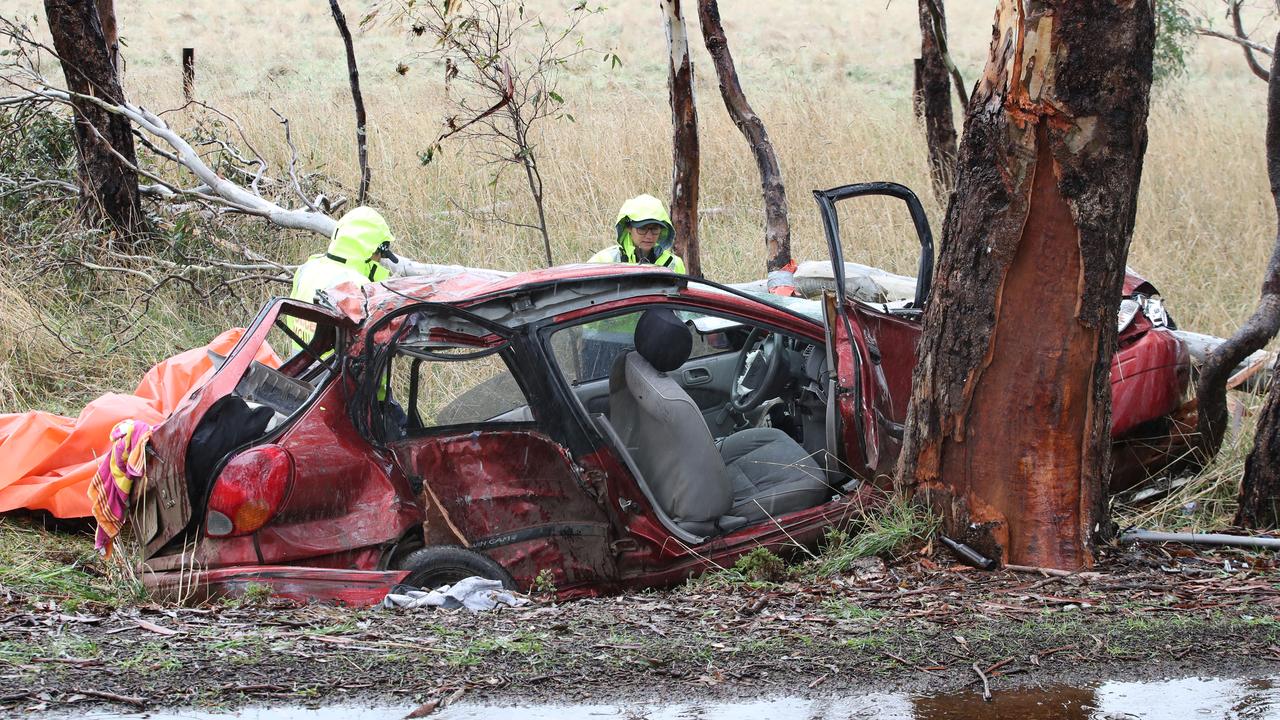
[914,0,959,203]
[1232,32,1280,529]
[92,0,118,75]
[44,0,144,238]
[329,0,371,206]
[896,0,1155,570]
[697,0,790,279]
[661,0,700,277]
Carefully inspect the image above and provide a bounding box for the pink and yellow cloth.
[88,419,153,559]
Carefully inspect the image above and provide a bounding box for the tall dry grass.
[1,1,1277,418]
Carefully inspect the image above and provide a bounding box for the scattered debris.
[382,577,530,612]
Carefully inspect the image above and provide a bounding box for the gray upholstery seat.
[609,310,831,536]
[720,428,827,522]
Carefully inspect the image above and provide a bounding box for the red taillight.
[205,445,294,537]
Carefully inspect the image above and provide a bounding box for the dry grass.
[1,1,1278,507]
[5,0,1274,325]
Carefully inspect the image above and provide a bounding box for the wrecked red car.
[136,183,1189,604]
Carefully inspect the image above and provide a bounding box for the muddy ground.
[3,543,1280,715]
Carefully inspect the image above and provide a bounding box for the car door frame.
[814,181,936,479]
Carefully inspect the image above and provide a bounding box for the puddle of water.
[51,674,1280,720]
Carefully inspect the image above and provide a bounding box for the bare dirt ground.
[2,543,1279,716]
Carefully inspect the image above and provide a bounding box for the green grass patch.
[804,499,938,578]
[0,517,145,609]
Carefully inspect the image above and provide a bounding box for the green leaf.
[548,90,563,103]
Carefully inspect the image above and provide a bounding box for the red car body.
[136,184,1190,604]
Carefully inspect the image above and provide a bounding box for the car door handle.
[682,367,712,385]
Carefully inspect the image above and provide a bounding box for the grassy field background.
[1,0,1276,420]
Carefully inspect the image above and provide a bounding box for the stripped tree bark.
[697,0,791,287]
[915,0,959,203]
[896,0,1155,570]
[329,0,371,206]
[661,0,700,277]
[44,0,144,238]
[92,0,118,75]
[1232,32,1280,529]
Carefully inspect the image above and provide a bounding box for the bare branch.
[1194,25,1274,57]
[271,108,320,212]
[1231,0,1271,82]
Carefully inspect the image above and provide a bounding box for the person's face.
[630,223,661,253]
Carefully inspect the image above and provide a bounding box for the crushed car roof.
[324,263,683,326]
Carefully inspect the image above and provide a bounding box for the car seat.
[609,309,829,535]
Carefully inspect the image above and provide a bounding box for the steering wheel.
[729,328,786,413]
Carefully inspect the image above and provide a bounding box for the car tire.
[396,545,516,591]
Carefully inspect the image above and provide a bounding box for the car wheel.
[396,545,516,591]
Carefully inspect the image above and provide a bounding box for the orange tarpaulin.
[0,328,280,519]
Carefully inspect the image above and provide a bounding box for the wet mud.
[5,545,1280,716]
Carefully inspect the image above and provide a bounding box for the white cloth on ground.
[382,576,529,612]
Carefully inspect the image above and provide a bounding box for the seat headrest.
[635,309,692,372]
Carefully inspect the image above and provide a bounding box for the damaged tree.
[662,0,700,277]
[697,0,791,287]
[914,0,960,203]
[44,0,144,237]
[897,0,1155,569]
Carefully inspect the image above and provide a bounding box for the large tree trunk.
[1199,30,1280,473]
[661,0,700,277]
[44,0,144,238]
[697,0,791,287]
[896,0,1155,570]
[914,0,958,204]
[1234,32,1280,529]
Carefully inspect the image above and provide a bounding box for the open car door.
[815,182,935,480]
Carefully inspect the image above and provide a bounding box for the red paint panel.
[1110,326,1189,437]
[393,430,615,590]
[145,566,408,606]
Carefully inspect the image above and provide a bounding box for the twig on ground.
[971,661,992,701]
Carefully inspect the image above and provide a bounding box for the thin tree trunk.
[697,0,790,280]
[1239,371,1280,528]
[914,0,958,203]
[1234,31,1280,529]
[93,0,118,75]
[1198,29,1280,471]
[510,106,552,266]
[661,0,700,277]
[44,0,144,239]
[329,0,370,206]
[660,0,701,278]
[896,0,1155,570]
